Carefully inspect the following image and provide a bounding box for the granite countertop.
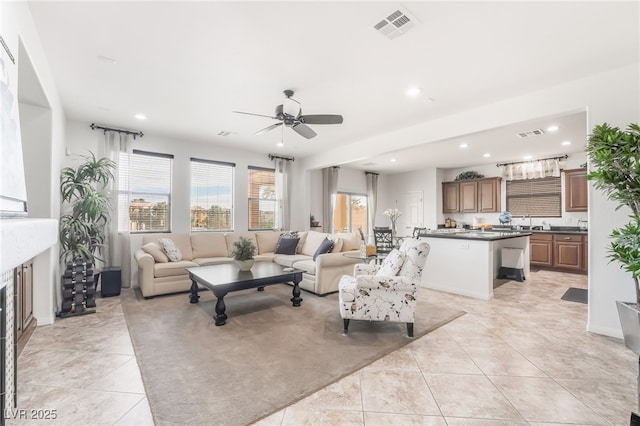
[491,225,588,235]
[420,230,532,241]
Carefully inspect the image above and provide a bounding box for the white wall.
[383,168,440,231]
[3,2,67,324]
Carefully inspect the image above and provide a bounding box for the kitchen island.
[420,229,531,300]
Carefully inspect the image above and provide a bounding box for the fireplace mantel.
[0,218,58,273]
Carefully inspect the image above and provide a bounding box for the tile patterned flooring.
[9,270,637,425]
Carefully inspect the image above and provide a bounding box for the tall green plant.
[586,123,640,303]
[59,152,115,265]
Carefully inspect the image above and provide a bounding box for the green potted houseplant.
[586,123,640,353]
[59,152,115,315]
[231,237,257,271]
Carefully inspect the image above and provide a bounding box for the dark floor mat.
[561,287,588,304]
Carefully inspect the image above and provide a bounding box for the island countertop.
[419,229,532,241]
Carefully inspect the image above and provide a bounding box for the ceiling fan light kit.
[234,90,343,139]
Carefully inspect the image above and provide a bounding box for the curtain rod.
[365,171,379,176]
[90,123,144,139]
[268,154,294,162]
[496,154,568,168]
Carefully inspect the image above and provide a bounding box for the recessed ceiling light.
[547,125,559,132]
[459,143,468,149]
[276,142,284,147]
[390,158,397,162]
[561,140,572,146]
[134,113,147,120]
[523,155,532,160]
[483,153,491,158]
[406,87,421,97]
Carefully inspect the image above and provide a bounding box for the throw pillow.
[141,242,169,263]
[376,249,406,276]
[275,237,300,255]
[313,237,334,261]
[275,231,301,254]
[158,238,183,262]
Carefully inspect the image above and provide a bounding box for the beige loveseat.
[133,230,362,298]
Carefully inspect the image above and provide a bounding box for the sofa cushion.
[191,233,228,258]
[143,234,194,261]
[300,230,329,256]
[275,237,299,255]
[159,238,183,262]
[327,235,344,253]
[296,231,308,254]
[292,259,316,275]
[225,233,258,257]
[274,254,312,268]
[193,257,234,266]
[254,253,277,262]
[255,231,283,254]
[376,249,405,276]
[154,260,199,278]
[336,232,362,252]
[313,238,335,261]
[142,242,169,263]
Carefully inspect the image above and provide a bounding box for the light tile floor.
[9,269,637,425]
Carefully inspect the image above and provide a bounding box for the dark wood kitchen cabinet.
[553,234,583,271]
[459,181,478,213]
[442,182,460,213]
[477,177,501,213]
[442,177,501,213]
[530,233,553,267]
[564,168,588,212]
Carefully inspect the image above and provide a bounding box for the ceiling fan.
[233,90,343,139]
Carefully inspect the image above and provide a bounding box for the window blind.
[506,177,561,217]
[248,166,276,230]
[121,150,173,232]
[190,159,234,231]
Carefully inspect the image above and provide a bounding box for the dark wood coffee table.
[187,262,303,326]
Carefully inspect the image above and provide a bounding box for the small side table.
[342,252,388,264]
[97,267,122,297]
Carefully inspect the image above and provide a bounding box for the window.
[190,158,234,231]
[248,167,276,230]
[333,193,367,233]
[121,150,173,232]
[506,177,562,217]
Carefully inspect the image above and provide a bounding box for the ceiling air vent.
[373,8,418,40]
[217,130,235,137]
[516,129,545,138]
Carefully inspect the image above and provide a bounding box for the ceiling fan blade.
[292,122,317,139]
[255,122,283,135]
[299,114,343,125]
[233,111,276,119]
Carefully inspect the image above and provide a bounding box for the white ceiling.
[27,1,639,171]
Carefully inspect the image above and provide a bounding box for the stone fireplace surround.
[0,218,57,416]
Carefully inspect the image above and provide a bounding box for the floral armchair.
[338,239,430,337]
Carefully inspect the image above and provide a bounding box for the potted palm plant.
[59,152,115,315]
[231,237,257,271]
[586,122,640,343]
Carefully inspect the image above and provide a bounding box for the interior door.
[400,191,423,236]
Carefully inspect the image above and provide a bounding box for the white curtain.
[101,131,133,286]
[322,166,339,233]
[365,172,379,240]
[502,159,561,180]
[272,156,293,230]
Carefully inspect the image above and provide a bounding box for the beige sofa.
[133,230,362,298]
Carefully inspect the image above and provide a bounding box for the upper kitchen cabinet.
[442,177,502,213]
[477,177,501,213]
[442,182,460,213]
[564,168,588,212]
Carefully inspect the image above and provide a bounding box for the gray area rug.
[122,284,465,426]
[561,287,588,304]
